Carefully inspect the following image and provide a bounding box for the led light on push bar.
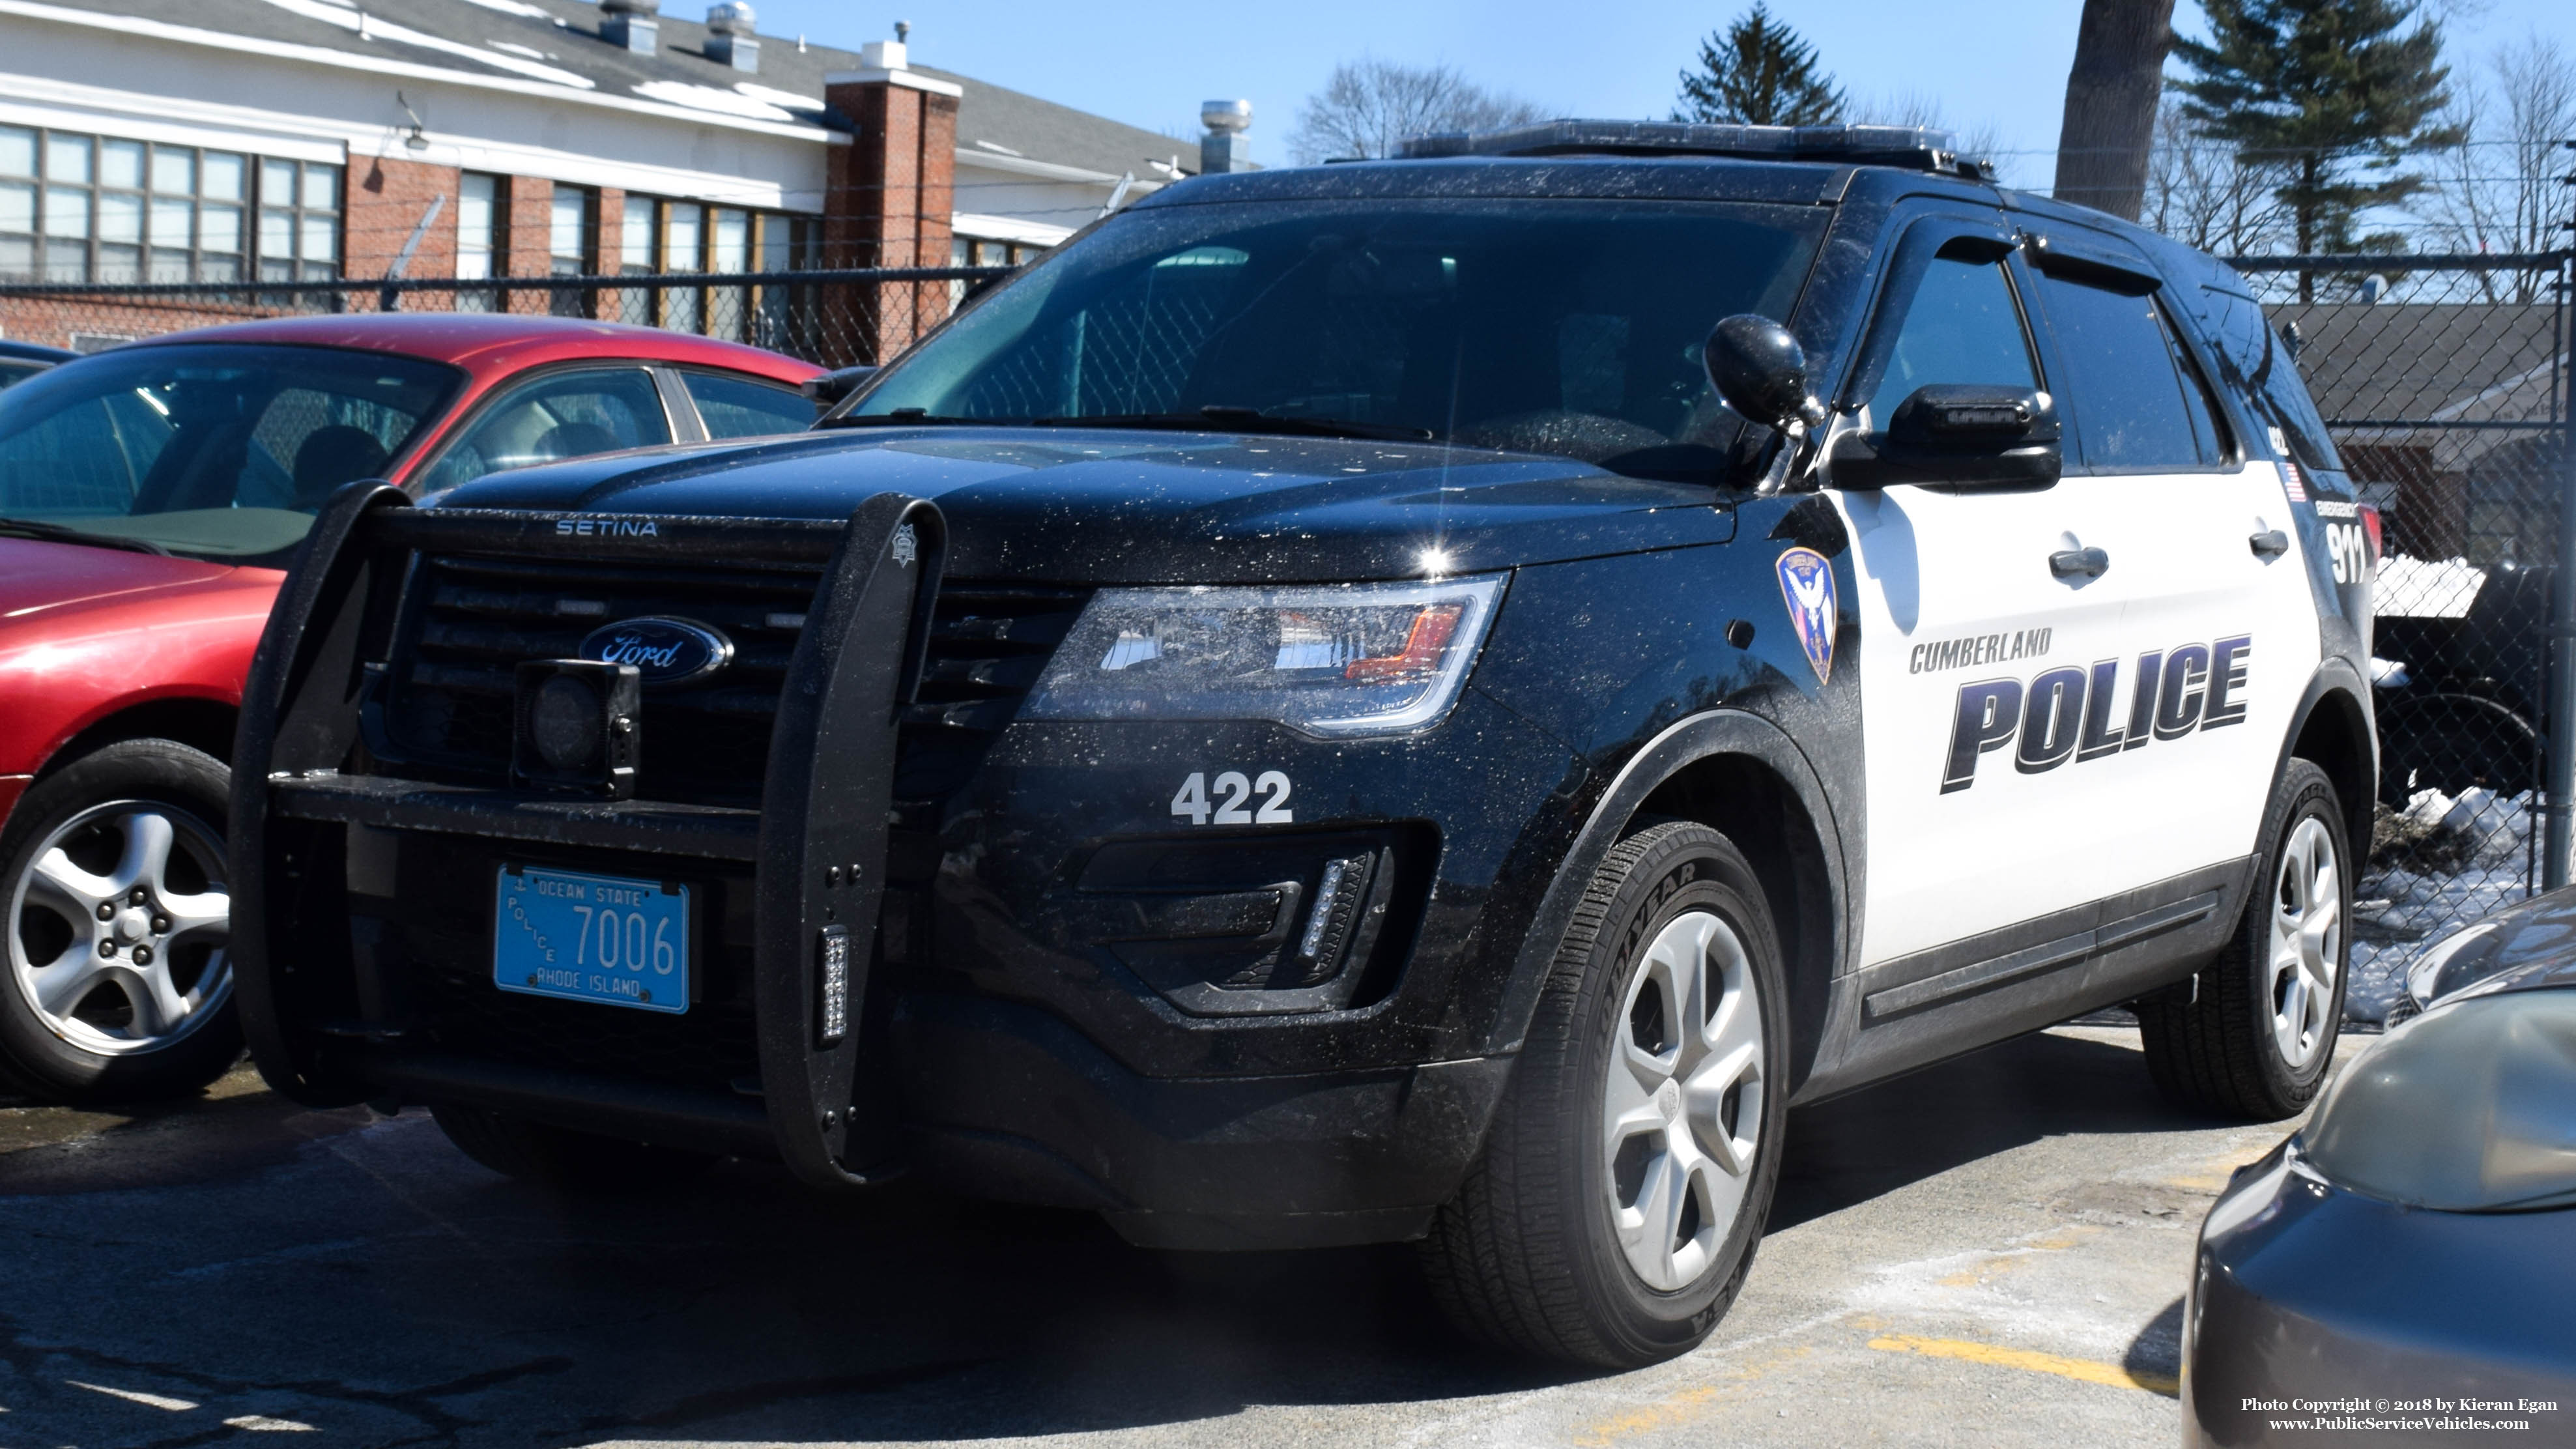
[818,924,850,1043]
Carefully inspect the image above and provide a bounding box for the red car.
[0,313,821,1102]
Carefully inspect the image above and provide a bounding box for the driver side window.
[415,366,671,494]
[1865,255,2039,431]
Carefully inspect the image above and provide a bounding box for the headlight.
[2302,988,2576,1211]
[1021,575,1504,736]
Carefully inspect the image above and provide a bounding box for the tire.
[1419,820,1788,1368]
[429,1102,715,1192]
[0,738,242,1103]
[2139,758,2350,1120]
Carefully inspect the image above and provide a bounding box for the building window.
[457,173,504,311]
[255,157,340,281]
[549,183,594,316]
[754,213,820,352]
[709,207,749,339]
[617,192,655,325]
[663,201,703,333]
[1,124,270,285]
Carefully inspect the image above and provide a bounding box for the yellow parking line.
[1867,1334,2180,1399]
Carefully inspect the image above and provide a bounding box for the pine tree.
[1675,6,1845,128]
[2172,0,2463,277]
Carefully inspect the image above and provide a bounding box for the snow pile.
[2352,786,2540,1023]
[2376,554,2485,619]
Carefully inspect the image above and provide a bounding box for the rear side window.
[415,366,671,493]
[1864,255,2040,429]
[2037,276,2222,471]
[2190,284,2344,473]
[684,371,815,439]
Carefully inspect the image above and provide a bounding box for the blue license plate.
[493,865,689,1014]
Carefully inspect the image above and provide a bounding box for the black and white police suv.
[234,121,2375,1368]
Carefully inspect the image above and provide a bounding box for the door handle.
[2250,529,2291,559]
[2049,546,2110,580]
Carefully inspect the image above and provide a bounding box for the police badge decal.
[1775,547,1837,685]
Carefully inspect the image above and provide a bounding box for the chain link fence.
[0,266,1012,369]
[2229,251,2576,1022]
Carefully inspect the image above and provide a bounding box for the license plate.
[494,865,690,1014]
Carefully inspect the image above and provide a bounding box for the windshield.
[847,198,1827,474]
[0,343,461,560]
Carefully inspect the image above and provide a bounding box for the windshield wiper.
[0,516,168,556]
[1036,407,1435,442]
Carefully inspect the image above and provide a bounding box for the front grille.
[378,552,1085,811]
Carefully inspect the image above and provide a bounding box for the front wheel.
[2139,758,2350,1119]
[1419,821,1787,1368]
[0,739,240,1103]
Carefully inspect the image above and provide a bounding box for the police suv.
[235,122,2374,1369]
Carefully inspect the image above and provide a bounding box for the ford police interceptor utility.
[232,121,2375,1369]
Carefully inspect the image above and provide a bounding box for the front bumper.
[2184,1140,2576,1446]
[234,487,945,1190]
[233,487,1576,1242]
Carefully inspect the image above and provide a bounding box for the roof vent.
[705,1,758,72]
[1395,119,1986,177]
[1201,99,1252,174]
[601,0,660,56]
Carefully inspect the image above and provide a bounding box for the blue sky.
[741,0,2576,182]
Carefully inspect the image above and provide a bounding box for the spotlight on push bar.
[513,659,640,797]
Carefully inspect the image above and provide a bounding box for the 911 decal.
[1941,635,2252,794]
[2324,522,2368,584]
[1171,770,1293,825]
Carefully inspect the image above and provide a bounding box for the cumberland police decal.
[1775,547,1837,685]
[1941,635,2252,793]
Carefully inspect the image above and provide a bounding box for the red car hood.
[0,536,239,620]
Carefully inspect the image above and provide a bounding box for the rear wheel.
[0,739,240,1103]
[1419,821,1786,1368]
[2139,758,2349,1119]
[429,1102,715,1192]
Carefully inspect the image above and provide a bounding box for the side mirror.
[1829,384,2062,490]
[1703,315,1827,435]
[801,365,880,411]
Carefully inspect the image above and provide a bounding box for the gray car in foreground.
[2184,887,2576,1446]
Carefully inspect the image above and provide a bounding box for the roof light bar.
[1394,119,1990,178]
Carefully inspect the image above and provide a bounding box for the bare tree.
[2052,0,2179,220]
[2143,99,2299,253]
[1287,60,1548,165]
[1851,91,2011,183]
[2418,35,2576,300]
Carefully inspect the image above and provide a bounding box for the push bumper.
[231,482,947,1189]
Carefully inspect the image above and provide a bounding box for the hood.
[429,427,1736,582]
[0,537,237,623]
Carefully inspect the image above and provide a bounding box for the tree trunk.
[2051,0,2178,222]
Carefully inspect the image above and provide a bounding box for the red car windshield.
[0,343,461,561]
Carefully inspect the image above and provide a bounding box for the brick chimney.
[823,37,960,365]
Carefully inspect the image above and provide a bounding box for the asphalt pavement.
[0,1023,2358,1448]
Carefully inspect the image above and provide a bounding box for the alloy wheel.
[7,801,231,1056]
[1602,910,1765,1293]
[2268,814,2341,1069]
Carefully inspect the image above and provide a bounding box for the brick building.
[0,0,1219,362]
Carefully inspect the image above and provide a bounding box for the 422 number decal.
[1171,770,1293,825]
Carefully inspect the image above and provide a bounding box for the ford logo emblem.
[578,616,734,687]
